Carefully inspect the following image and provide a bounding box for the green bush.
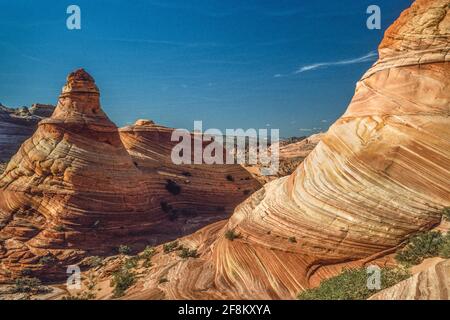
[442,207,450,221]
[62,292,96,300]
[178,247,198,259]
[163,241,179,253]
[111,268,136,298]
[439,232,450,258]
[395,231,444,266]
[84,256,104,268]
[224,229,239,241]
[160,201,173,213]
[39,255,56,265]
[53,225,66,232]
[123,256,139,269]
[13,277,51,294]
[118,245,132,255]
[140,246,156,268]
[158,277,168,284]
[141,246,156,259]
[297,267,409,300]
[165,179,181,195]
[143,259,152,268]
[226,174,234,182]
[20,268,33,277]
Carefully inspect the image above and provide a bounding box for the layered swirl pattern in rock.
[115,0,450,300]
[0,69,260,281]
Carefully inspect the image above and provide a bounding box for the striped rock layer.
[117,0,450,299]
[0,69,260,281]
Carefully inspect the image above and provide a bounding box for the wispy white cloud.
[0,41,51,65]
[295,51,377,74]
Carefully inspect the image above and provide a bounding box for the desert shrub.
[225,229,239,241]
[84,256,104,268]
[181,171,192,177]
[123,256,139,270]
[165,179,181,195]
[243,190,251,196]
[226,174,235,182]
[288,237,297,243]
[178,247,198,259]
[160,201,178,220]
[39,255,56,265]
[118,245,132,255]
[442,207,450,221]
[0,163,6,175]
[439,232,450,258]
[160,201,173,213]
[141,246,156,260]
[111,268,136,298]
[158,277,168,284]
[62,292,96,300]
[395,231,444,266]
[13,277,51,294]
[163,241,179,253]
[53,225,66,232]
[143,259,152,268]
[297,267,410,300]
[20,268,33,277]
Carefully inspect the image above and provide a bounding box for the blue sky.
[0,0,412,137]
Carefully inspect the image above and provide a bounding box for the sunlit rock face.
[369,259,450,300]
[0,103,54,162]
[114,0,449,299]
[0,69,260,281]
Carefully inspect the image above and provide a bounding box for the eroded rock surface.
[370,259,450,300]
[0,69,260,281]
[96,0,450,300]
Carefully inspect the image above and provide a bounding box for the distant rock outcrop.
[99,0,449,300]
[243,133,324,184]
[0,69,260,281]
[0,103,54,162]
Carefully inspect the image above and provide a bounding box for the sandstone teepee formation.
[107,0,450,299]
[0,69,260,281]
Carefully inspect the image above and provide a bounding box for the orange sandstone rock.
[100,0,450,300]
[0,69,260,281]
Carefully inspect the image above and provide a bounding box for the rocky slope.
[370,258,450,300]
[0,69,260,281]
[85,0,449,300]
[0,103,54,162]
[243,133,323,184]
